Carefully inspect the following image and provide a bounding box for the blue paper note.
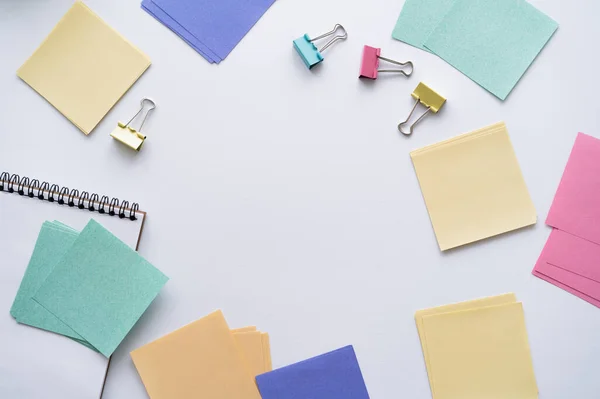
[141,0,219,63]
[392,0,456,51]
[10,222,92,346]
[423,0,558,100]
[33,219,169,357]
[152,0,276,60]
[255,345,370,399]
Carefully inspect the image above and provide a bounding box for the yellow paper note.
[422,302,538,399]
[261,332,272,372]
[17,2,150,135]
[233,331,265,376]
[410,122,536,251]
[130,310,261,399]
[414,293,517,397]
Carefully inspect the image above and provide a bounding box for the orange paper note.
[131,310,261,399]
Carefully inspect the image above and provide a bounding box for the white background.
[1,0,600,398]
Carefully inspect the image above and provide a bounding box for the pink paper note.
[536,262,600,302]
[532,227,600,307]
[546,133,600,245]
[543,229,600,283]
[533,270,600,308]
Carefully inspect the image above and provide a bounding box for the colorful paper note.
[421,301,538,399]
[542,229,600,283]
[151,0,275,60]
[261,332,273,372]
[10,222,87,344]
[232,326,257,333]
[33,219,168,357]
[234,331,266,377]
[532,133,600,307]
[411,122,536,250]
[533,265,600,308]
[533,228,600,306]
[141,0,219,63]
[17,1,151,134]
[546,133,600,245]
[131,310,261,399]
[423,0,558,100]
[255,345,370,399]
[415,293,517,396]
[231,326,272,374]
[391,0,455,51]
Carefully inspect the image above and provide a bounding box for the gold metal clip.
[398,83,446,136]
[110,98,156,151]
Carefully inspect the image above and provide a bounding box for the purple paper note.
[152,0,276,60]
[255,345,370,399]
[141,0,220,63]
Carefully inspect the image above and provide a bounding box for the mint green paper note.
[10,222,85,341]
[33,219,169,357]
[423,0,558,100]
[391,0,456,51]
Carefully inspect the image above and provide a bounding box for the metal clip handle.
[398,99,431,136]
[378,56,413,77]
[310,24,348,53]
[124,98,156,133]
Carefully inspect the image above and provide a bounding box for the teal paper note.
[391,0,456,51]
[10,222,87,342]
[423,0,558,100]
[33,219,169,357]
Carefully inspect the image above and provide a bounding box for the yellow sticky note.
[261,332,272,372]
[17,2,150,135]
[414,293,517,396]
[410,122,536,251]
[130,310,261,399]
[233,331,265,376]
[422,302,538,399]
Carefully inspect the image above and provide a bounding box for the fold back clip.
[398,83,445,136]
[293,24,347,69]
[110,98,156,151]
[359,45,413,79]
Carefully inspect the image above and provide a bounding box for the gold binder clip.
[110,98,156,151]
[398,83,446,136]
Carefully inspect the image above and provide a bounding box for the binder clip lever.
[311,24,347,53]
[398,83,445,136]
[293,24,347,69]
[110,98,156,151]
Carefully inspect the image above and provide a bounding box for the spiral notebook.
[0,172,146,399]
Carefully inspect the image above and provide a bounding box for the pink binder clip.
[359,45,413,80]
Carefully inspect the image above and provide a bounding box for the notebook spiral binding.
[0,172,140,221]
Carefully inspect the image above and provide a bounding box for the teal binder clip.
[293,24,347,69]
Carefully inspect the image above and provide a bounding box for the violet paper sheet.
[152,0,276,60]
[141,0,220,63]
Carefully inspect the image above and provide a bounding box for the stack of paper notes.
[392,0,558,99]
[256,345,370,399]
[415,293,538,399]
[141,0,275,64]
[131,310,271,398]
[17,2,151,135]
[411,122,536,250]
[10,219,168,357]
[533,133,600,308]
